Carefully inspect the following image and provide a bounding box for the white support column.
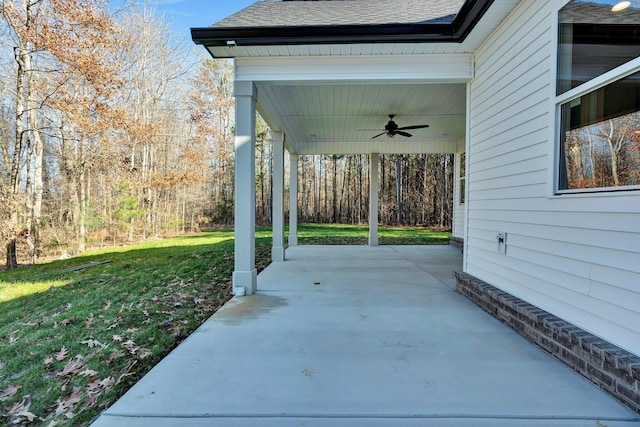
[369,153,379,246]
[272,131,285,262]
[288,153,299,246]
[232,81,257,295]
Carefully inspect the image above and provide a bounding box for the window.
[459,152,466,204]
[557,0,640,192]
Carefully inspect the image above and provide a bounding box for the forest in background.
[0,0,454,269]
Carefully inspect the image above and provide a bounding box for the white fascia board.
[235,54,474,84]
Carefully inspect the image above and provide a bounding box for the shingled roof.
[213,0,464,28]
[191,0,496,51]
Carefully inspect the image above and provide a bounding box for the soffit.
[258,82,467,154]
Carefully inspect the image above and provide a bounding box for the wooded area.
[0,0,454,269]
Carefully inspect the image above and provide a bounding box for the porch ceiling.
[256,81,466,155]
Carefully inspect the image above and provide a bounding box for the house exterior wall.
[466,0,640,356]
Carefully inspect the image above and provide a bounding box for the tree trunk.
[396,154,403,225]
[78,140,87,252]
[27,76,44,263]
[314,156,320,222]
[323,157,328,222]
[332,156,338,223]
[378,154,387,224]
[6,238,18,270]
[605,120,622,187]
[420,154,427,225]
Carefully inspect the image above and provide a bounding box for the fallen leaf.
[111,335,123,342]
[81,339,105,349]
[80,393,98,410]
[301,369,315,379]
[12,410,38,422]
[54,347,69,361]
[79,369,99,377]
[86,380,101,393]
[57,357,85,378]
[43,356,54,366]
[122,340,138,354]
[0,384,20,398]
[53,389,82,415]
[22,320,40,327]
[137,348,151,359]
[8,330,19,344]
[7,394,31,415]
[100,377,115,389]
[43,419,61,427]
[116,372,135,384]
[89,376,116,392]
[106,350,125,364]
[84,314,94,329]
[103,301,112,310]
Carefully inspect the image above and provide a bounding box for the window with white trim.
[556,0,640,192]
[459,152,466,204]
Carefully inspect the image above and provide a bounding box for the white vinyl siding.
[466,0,640,356]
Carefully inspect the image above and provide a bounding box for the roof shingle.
[213,0,465,28]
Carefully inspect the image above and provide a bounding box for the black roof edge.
[191,0,494,51]
[191,23,454,47]
[453,0,496,39]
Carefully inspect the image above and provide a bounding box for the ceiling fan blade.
[397,124,429,130]
[396,130,413,137]
[371,132,387,139]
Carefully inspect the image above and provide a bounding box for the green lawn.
[296,223,451,245]
[0,224,449,426]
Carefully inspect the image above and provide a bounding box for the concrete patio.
[91,245,640,426]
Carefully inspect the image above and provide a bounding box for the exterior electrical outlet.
[497,233,506,254]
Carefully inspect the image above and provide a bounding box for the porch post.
[369,152,379,246]
[232,81,257,295]
[288,153,299,246]
[272,131,285,262]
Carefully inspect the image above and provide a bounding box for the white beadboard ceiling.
[257,82,467,154]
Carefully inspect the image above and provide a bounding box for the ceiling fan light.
[612,1,631,12]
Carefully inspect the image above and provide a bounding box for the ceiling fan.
[371,114,429,139]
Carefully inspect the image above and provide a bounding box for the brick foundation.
[455,271,640,413]
[449,236,464,250]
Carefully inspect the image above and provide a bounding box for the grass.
[297,223,451,245]
[0,224,449,426]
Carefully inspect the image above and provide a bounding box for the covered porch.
[230,56,469,295]
[91,245,640,426]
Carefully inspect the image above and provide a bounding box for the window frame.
[553,1,640,195]
[459,152,466,204]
